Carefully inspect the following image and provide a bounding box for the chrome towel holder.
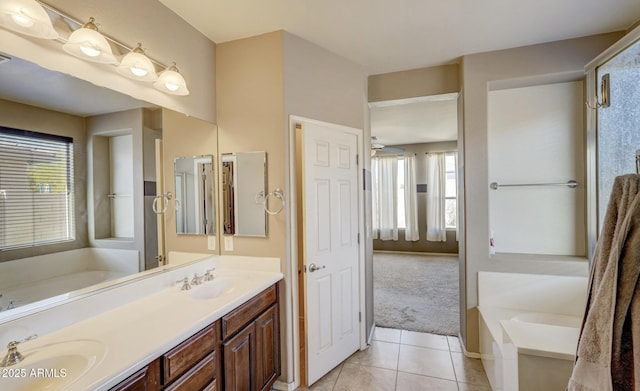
[489,180,578,190]
[255,189,285,215]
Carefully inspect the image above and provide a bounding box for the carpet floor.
[373,252,460,336]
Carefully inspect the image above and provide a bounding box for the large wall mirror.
[175,155,215,235]
[0,52,219,322]
[222,152,268,237]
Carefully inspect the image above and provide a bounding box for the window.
[444,152,457,229]
[397,157,405,228]
[0,127,75,250]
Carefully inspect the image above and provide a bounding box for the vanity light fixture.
[0,0,57,39]
[116,43,158,82]
[62,17,117,64]
[0,0,189,96]
[153,63,189,96]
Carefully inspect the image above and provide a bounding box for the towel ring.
[152,192,172,214]
[264,189,285,215]
[255,189,285,215]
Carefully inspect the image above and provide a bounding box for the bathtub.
[0,248,139,312]
[478,271,588,391]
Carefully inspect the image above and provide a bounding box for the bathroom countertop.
[1,266,283,391]
[500,320,580,361]
[479,305,579,361]
[500,318,579,360]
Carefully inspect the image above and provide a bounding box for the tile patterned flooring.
[297,327,492,391]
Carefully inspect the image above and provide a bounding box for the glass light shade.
[153,64,189,96]
[62,18,117,64]
[0,0,58,39]
[116,44,158,82]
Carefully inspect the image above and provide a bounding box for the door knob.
[308,263,326,273]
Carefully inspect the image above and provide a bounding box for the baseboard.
[373,250,458,257]
[457,332,481,359]
[272,380,295,391]
[368,322,376,345]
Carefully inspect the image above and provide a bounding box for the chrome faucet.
[7,300,19,310]
[1,334,37,367]
[191,273,204,286]
[176,277,191,291]
[203,268,215,282]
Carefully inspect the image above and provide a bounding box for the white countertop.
[478,305,579,361]
[0,263,283,391]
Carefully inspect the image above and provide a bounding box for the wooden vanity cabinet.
[111,323,219,391]
[222,284,280,391]
[111,283,280,391]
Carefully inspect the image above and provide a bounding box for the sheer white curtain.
[372,156,398,240]
[426,152,447,242]
[403,156,419,241]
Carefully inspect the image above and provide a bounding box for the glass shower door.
[596,39,640,231]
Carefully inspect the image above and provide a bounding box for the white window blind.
[0,127,75,250]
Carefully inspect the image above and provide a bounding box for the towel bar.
[489,180,578,190]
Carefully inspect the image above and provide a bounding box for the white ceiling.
[370,95,458,146]
[159,0,640,75]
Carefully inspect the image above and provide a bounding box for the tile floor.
[297,327,492,391]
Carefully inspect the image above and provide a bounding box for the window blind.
[0,127,75,250]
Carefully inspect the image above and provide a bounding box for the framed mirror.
[222,152,267,237]
[174,155,215,235]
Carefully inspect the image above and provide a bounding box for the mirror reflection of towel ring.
[152,192,173,214]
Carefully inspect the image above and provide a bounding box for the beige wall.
[162,109,219,255]
[283,33,368,130]
[216,30,368,386]
[460,32,623,352]
[0,0,216,123]
[368,64,460,102]
[216,31,286,259]
[0,99,87,262]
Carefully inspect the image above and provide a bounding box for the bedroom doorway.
[369,93,460,337]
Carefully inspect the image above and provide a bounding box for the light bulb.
[130,67,148,77]
[11,11,33,27]
[80,45,101,57]
[165,82,179,92]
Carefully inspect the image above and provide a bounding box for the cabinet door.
[223,322,256,391]
[111,359,160,391]
[255,304,280,391]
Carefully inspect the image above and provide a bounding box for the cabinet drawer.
[222,285,277,339]
[163,324,217,384]
[164,351,216,391]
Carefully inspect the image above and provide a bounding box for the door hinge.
[356,154,359,165]
[359,312,362,322]
[357,233,360,244]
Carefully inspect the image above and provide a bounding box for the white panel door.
[303,121,360,385]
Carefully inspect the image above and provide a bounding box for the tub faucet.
[7,300,19,310]
[1,334,37,367]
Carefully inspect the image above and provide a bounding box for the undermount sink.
[190,277,236,300]
[2,339,106,390]
[511,313,582,328]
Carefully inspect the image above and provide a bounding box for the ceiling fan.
[370,136,405,156]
